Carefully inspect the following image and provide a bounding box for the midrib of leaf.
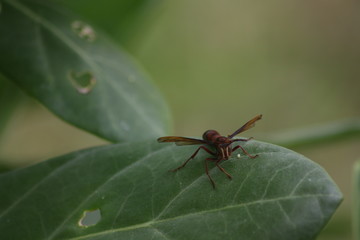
[3,0,164,136]
[35,25,55,85]
[51,149,333,239]
[0,141,340,239]
[47,145,173,240]
[67,193,337,240]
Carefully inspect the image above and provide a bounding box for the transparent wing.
[228,114,262,138]
[157,136,206,146]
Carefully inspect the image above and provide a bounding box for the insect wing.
[228,114,262,138]
[157,136,206,146]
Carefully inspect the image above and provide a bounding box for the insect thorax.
[202,130,220,142]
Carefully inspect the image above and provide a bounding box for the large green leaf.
[0,76,22,138]
[353,161,360,240]
[55,0,161,43]
[0,140,342,239]
[0,0,171,142]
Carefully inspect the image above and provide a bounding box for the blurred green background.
[0,0,359,239]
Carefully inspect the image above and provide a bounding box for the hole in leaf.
[71,20,96,42]
[78,209,101,227]
[68,70,96,94]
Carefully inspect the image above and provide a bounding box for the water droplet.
[78,209,101,227]
[68,70,96,94]
[71,20,96,42]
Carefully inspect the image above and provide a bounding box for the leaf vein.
[0,149,97,219]
[261,161,297,199]
[47,145,172,239]
[4,0,164,136]
[67,194,338,240]
[290,168,318,196]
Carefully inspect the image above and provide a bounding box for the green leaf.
[0,0,171,142]
[0,140,342,239]
[0,76,22,138]
[55,0,160,42]
[353,161,360,240]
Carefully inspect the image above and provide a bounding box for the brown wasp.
[157,114,262,188]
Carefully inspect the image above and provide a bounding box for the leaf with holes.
[56,0,160,42]
[0,0,171,142]
[0,140,342,239]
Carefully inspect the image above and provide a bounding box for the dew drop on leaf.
[78,209,101,227]
[71,20,96,42]
[68,70,96,94]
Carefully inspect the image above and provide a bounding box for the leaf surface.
[0,0,171,142]
[56,0,159,42]
[0,140,342,239]
[0,76,22,137]
[353,161,360,240]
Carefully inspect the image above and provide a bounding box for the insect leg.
[170,146,215,172]
[232,145,258,159]
[205,158,216,189]
[215,160,232,180]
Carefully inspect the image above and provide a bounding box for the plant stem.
[267,118,360,149]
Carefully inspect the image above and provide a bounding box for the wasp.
[157,114,262,188]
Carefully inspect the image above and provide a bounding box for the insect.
[157,114,262,188]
